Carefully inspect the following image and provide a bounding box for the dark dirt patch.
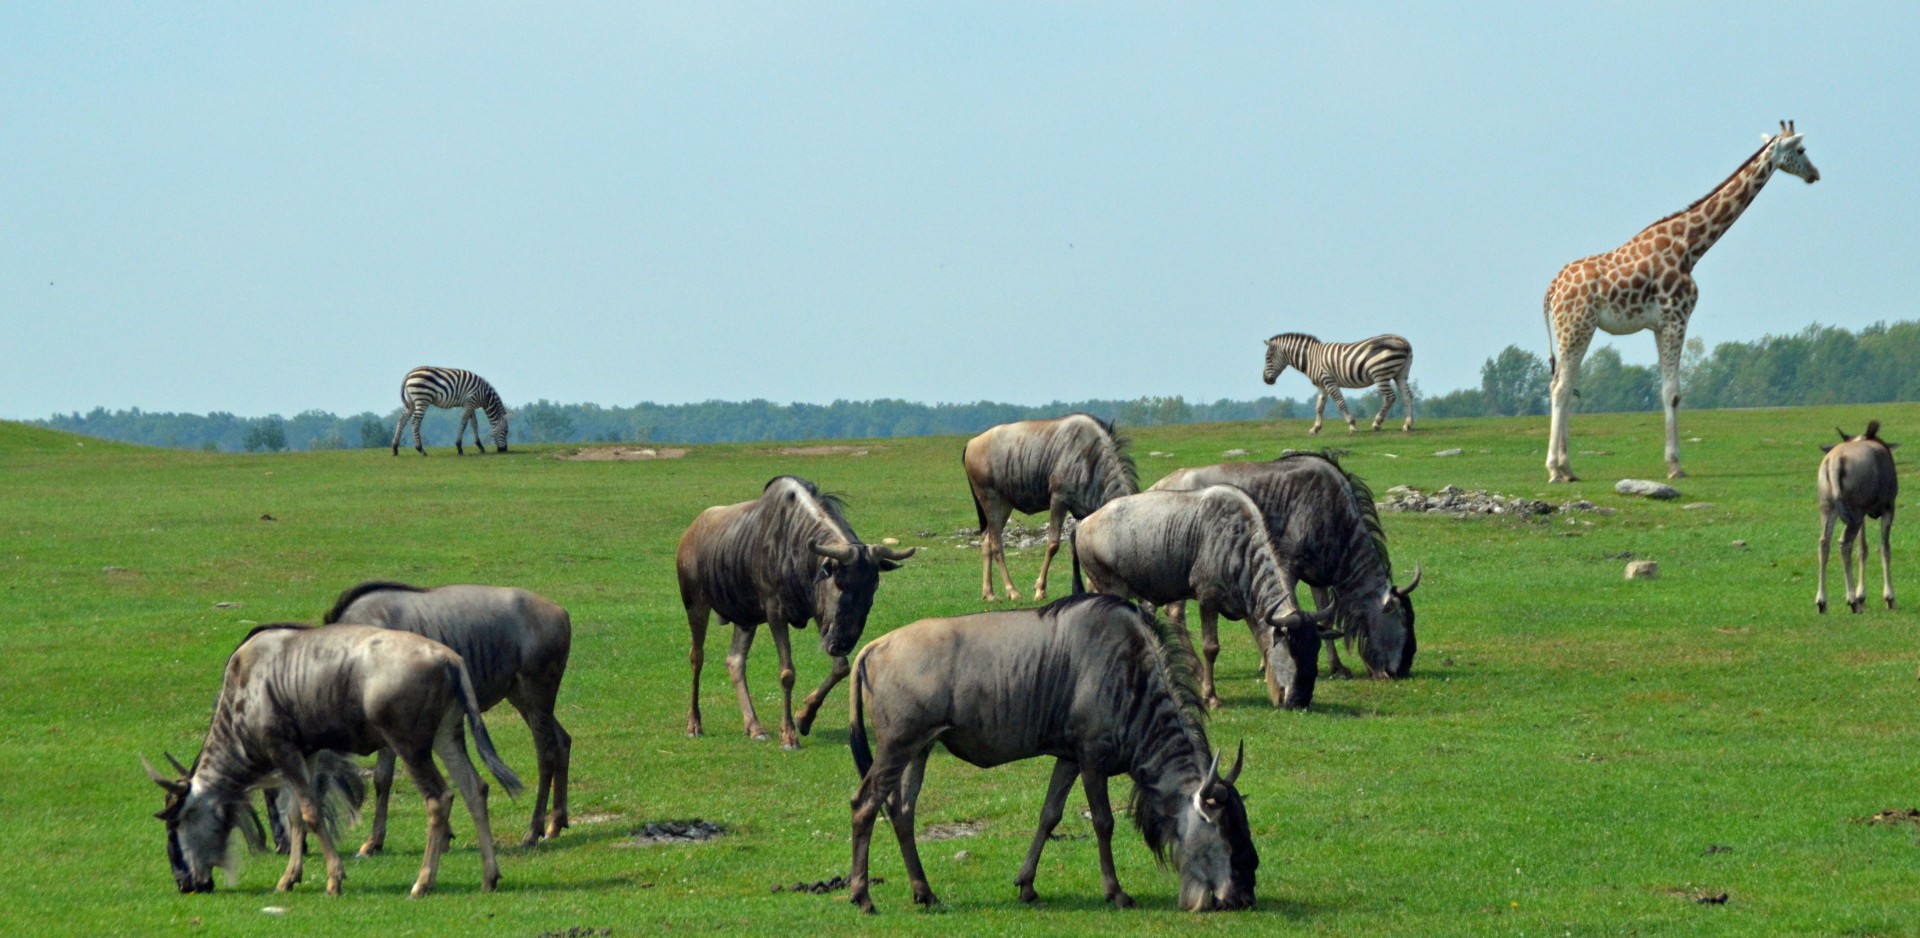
[1702,844,1732,855]
[612,819,726,846]
[1663,886,1729,905]
[1856,808,1920,826]
[536,929,612,938]
[773,874,878,894]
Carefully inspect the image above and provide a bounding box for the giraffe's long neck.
[1666,142,1777,273]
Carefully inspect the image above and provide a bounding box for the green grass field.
[3,405,1916,937]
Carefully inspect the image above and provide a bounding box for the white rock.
[1624,560,1658,580]
[1222,448,1250,457]
[1434,448,1464,457]
[1615,479,1682,500]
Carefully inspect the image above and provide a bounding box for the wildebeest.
[1150,452,1420,679]
[1816,421,1898,614]
[846,594,1258,913]
[679,475,914,749]
[1070,486,1335,709]
[317,581,571,851]
[144,624,522,897]
[963,414,1137,601]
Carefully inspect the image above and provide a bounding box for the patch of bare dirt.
[559,446,688,461]
[777,445,878,456]
[1856,808,1920,826]
[921,820,984,841]
[771,874,861,894]
[612,818,726,846]
[1663,887,1729,905]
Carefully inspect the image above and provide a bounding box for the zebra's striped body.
[1262,333,1415,434]
[391,366,510,455]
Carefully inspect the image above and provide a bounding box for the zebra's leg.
[1310,392,1327,434]
[1322,379,1359,433]
[468,406,488,452]
[1880,508,1896,610]
[411,406,428,456]
[1397,376,1415,432]
[1371,380,1395,431]
[455,407,474,454]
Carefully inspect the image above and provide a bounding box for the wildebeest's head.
[144,754,264,893]
[1264,606,1337,709]
[1173,744,1258,911]
[808,541,914,656]
[1351,564,1421,679]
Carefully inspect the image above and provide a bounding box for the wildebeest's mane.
[322,580,426,624]
[1271,449,1392,577]
[1071,413,1138,493]
[236,622,311,650]
[762,474,857,541]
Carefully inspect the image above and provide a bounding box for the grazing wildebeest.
[846,594,1258,913]
[1069,485,1336,709]
[963,414,1137,601]
[1816,421,1898,614]
[1150,452,1421,679]
[144,624,522,897]
[679,475,914,749]
[314,581,572,851]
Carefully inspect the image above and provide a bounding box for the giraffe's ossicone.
[1543,121,1819,483]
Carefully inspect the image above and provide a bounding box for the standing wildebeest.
[1150,452,1421,679]
[1262,333,1416,434]
[679,475,914,749]
[847,594,1258,913]
[1070,486,1335,710]
[1816,421,1898,614]
[144,624,522,897]
[320,581,571,851]
[964,414,1137,602]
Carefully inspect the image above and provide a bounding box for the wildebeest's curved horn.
[1396,563,1423,597]
[1225,741,1245,785]
[809,541,857,563]
[165,751,190,775]
[1836,426,1851,441]
[142,755,186,793]
[871,544,916,562]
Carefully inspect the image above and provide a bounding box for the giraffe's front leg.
[1654,313,1691,479]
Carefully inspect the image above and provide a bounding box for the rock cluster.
[949,517,1075,550]
[1381,485,1615,519]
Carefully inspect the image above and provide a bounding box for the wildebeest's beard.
[149,757,265,893]
[816,555,880,657]
[1266,619,1323,709]
[1172,749,1258,911]
[1354,585,1418,679]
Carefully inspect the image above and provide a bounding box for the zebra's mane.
[322,580,425,624]
[1266,332,1319,344]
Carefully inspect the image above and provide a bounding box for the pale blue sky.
[3,3,1913,419]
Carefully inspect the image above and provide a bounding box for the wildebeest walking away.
[317,581,572,850]
[1150,452,1421,678]
[963,414,1137,601]
[846,594,1258,913]
[679,475,914,749]
[1070,485,1335,709]
[144,624,522,897]
[1816,421,1898,613]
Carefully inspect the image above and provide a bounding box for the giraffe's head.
[1767,120,1819,184]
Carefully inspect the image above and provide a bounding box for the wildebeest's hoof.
[1204,695,1223,711]
[326,878,343,897]
[357,841,382,857]
[1109,890,1136,908]
[1668,468,1688,479]
[1018,883,1039,904]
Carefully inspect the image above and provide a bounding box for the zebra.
[390,366,510,455]
[1262,333,1415,434]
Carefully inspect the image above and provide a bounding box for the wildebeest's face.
[1355,566,1421,679]
[146,756,260,893]
[810,542,914,657]
[1177,746,1258,911]
[1265,616,1324,709]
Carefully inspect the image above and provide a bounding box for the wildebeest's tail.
[965,444,986,534]
[1071,530,1086,595]
[850,653,874,778]
[453,658,524,798]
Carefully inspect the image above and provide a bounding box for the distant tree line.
[33,320,1920,451]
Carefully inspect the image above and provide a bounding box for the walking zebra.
[1262,333,1415,434]
[391,366,510,455]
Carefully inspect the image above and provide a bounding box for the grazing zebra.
[1262,333,1414,434]
[391,366,510,455]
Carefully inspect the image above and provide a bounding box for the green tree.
[1481,346,1549,416]
[242,417,288,453]
[358,416,389,449]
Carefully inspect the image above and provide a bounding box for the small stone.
[1625,560,1659,580]
[1222,448,1249,457]
[214,602,242,609]
[1681,502,1713,510]
[881,537,899,546]
[259,513,277,522]
[102,566,131,574]
[1433,448,1463,457]
[1615,479,1682,500]
[260,906,288,915]
[1731,540,1747,548]
[954,849,972,861]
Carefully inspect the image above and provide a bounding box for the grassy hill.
[2,406,1916,936]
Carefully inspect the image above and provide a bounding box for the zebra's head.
[484,395,510,452]
[1262,335,1309,385]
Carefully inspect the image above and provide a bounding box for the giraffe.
[1542,121,1820,483]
